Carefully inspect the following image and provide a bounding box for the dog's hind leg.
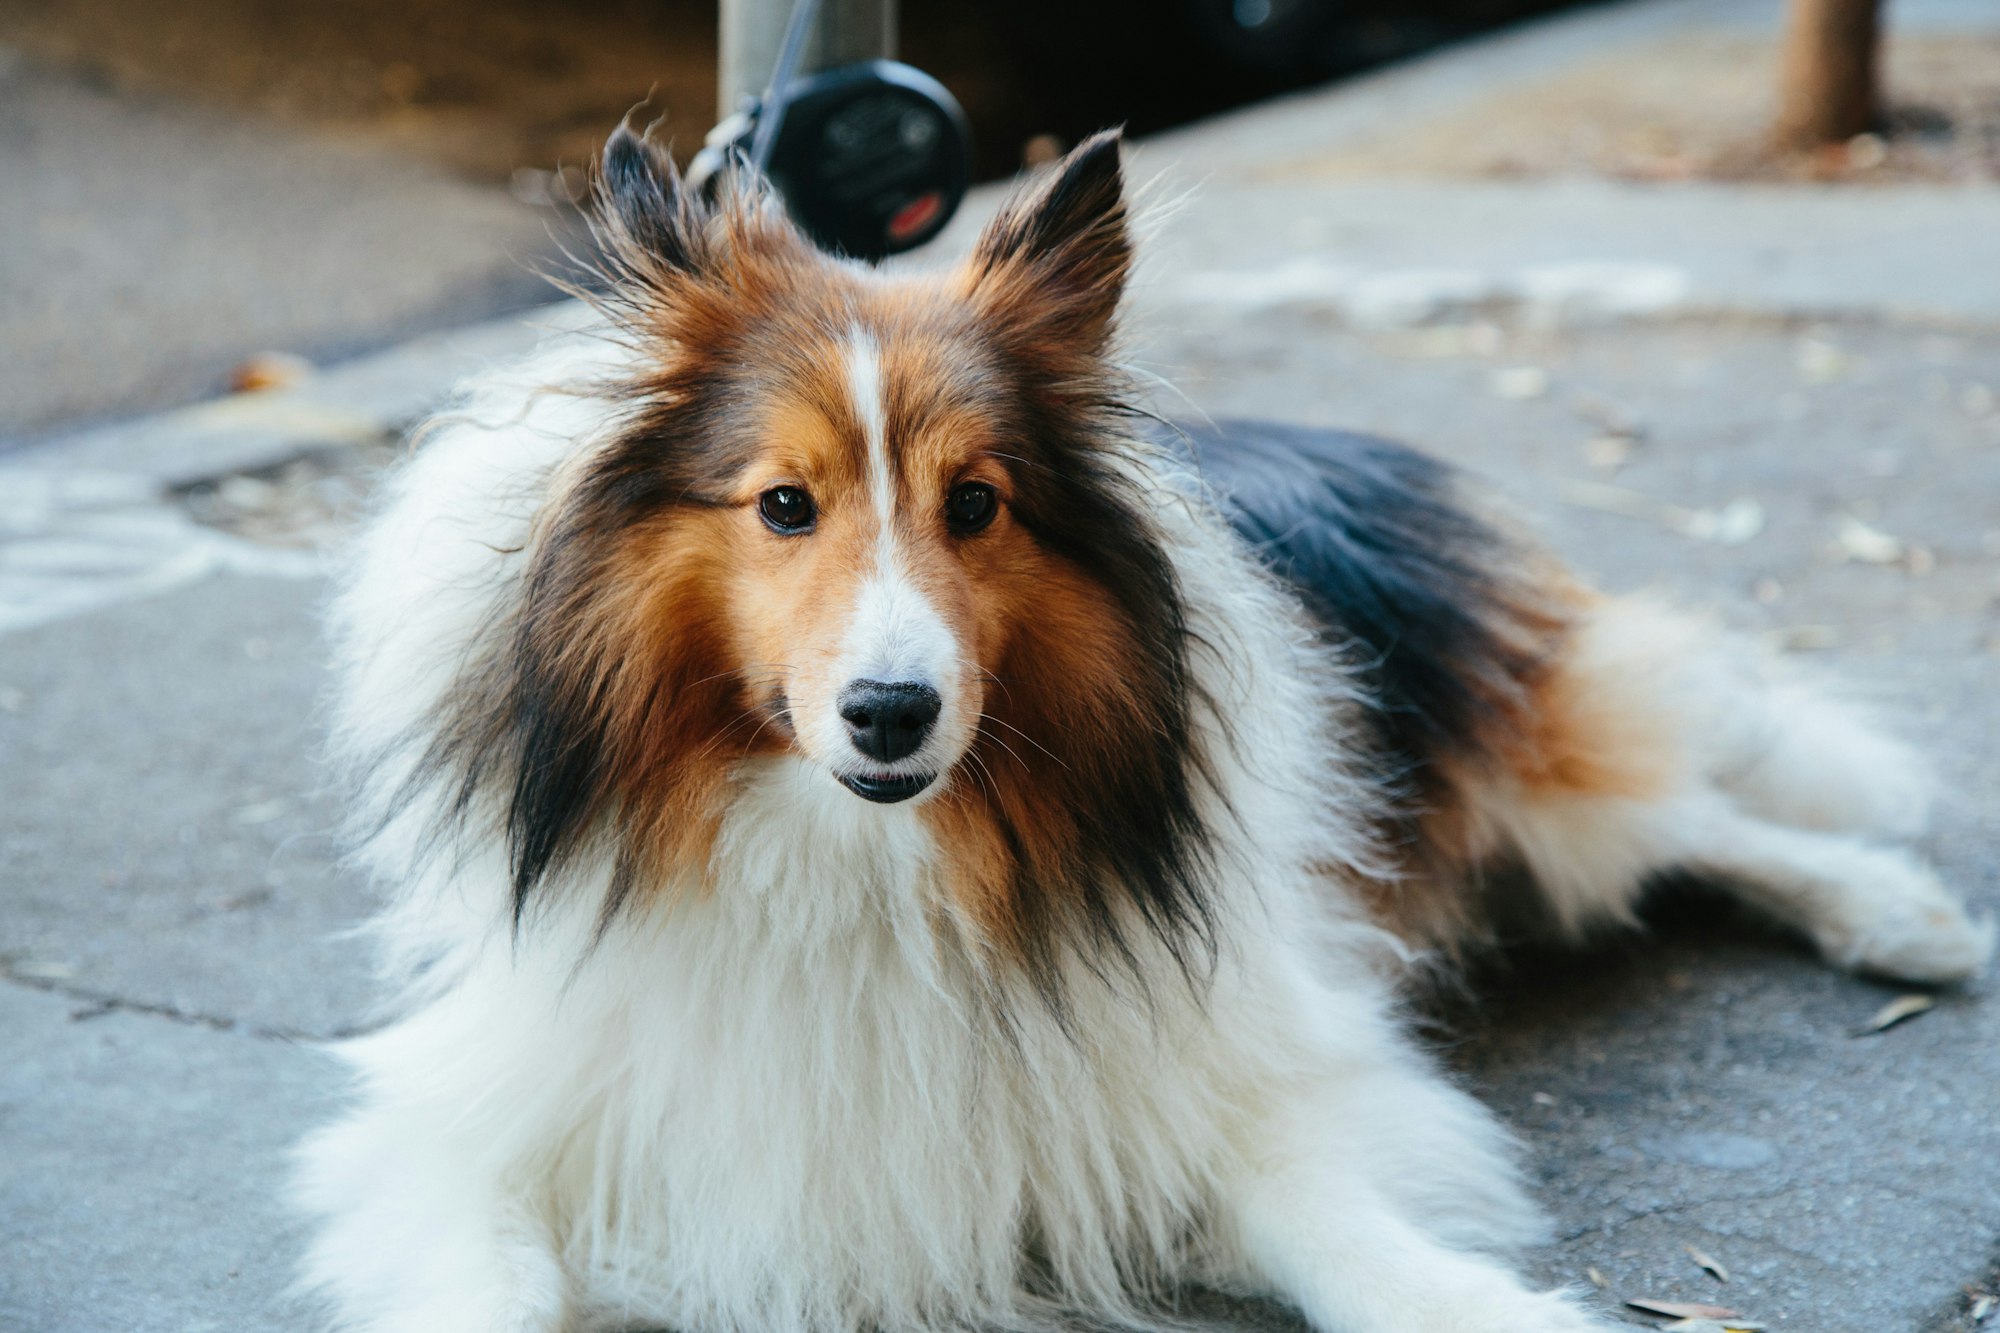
[1699,664,1935,840]
[1673,799,1990,983]
[1444,596,1992,984]
[1485,784,1992,984]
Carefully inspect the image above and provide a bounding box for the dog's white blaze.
[830,326,960,770]
[839,571,957,693]
[845,329,895,531]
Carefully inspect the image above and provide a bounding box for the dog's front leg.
[296,1103,571,1333]
[1213,1077,1607,1333]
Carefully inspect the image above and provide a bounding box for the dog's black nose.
[838,680,941,763]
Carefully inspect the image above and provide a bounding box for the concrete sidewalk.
[0,47,577,445]
[5,0,1999,1328]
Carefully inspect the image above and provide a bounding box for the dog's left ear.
[969,129,1131,352]
[598,124,707,276]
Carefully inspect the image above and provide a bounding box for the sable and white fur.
[296,129,1991,1333]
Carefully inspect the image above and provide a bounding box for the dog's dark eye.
[758,487,816,533]
[945,482,998,534]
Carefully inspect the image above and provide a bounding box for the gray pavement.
[5,0,2000,1329]
[0,47,572,445]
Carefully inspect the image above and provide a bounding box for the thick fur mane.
[376,130,1228,1009]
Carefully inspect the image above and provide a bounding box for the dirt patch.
[1261,30,2000,185]
[0,0,718,186]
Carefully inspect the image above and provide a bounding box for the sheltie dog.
[296,127,1991,1333]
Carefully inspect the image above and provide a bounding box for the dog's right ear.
[967,130,1130,355]
[598,125,705,275]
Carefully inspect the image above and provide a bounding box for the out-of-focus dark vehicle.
[914,0,1582,177]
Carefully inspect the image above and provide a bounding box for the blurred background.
[4,0,1993,443]
[4,2,2000,1330]
[0,0,1612,442]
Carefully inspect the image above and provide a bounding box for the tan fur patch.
[1364,586,1691,955]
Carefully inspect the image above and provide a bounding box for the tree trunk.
[1772,0,1884,152]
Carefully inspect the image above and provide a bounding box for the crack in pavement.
[1556,1184,1796,1244]
[2,967,372,1043]
[1560,1177,1999,1248]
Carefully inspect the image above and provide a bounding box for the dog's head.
[480,128,1212,977]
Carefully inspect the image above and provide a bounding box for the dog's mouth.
[839,771,937,804]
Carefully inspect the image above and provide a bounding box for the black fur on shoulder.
[1171,418,1567,776]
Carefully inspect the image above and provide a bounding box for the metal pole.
[718,0,897,121]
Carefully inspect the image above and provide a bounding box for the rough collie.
[296,127,1991,1333]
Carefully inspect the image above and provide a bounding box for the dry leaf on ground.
[1797,339,1850,383]
[1627,1297,1742,1320]
[1556,480,1763,546]
[1833,514,1904,564]
[229,351,314,394]
[1766,624,1839,653]
[1854,993,1936,1036]
[1685,1244,1729,1282]
[1585,434,1638,471]
[1683,498,1765,545]
[1491,366,1551,400]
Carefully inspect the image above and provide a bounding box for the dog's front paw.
[1854,902,1995,985]
[1817,861,1996,985]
